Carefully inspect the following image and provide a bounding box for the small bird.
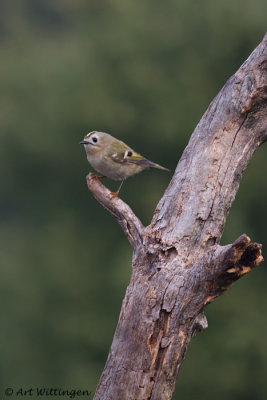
[80,131,169,197]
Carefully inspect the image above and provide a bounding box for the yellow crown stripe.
[86,131,96,137]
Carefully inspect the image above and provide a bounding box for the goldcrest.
[80,131,168,196]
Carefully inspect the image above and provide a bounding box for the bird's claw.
[91,174,106,180]
[110,191,119,199]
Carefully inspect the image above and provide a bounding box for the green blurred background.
[0,1,266,398]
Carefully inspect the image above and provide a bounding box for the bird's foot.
[110,191,119,199]
[91,174,106,180]
[110,180,124,198]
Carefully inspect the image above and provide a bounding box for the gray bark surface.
[87,33,267,400]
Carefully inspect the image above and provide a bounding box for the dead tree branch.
[86,33,267,400]
[86,174,144,250]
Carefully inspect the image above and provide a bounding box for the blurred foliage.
[0,0,266,398]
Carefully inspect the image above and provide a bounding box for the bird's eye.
[127,151,133,157]
[92,137,98,143]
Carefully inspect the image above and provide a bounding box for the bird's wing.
[106,139,169,170]
[106,140,150,165]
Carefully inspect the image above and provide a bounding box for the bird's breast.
[87,153,144,180]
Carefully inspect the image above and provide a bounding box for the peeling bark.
[88,34,267,400]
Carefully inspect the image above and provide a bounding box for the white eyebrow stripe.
[123,150,128,159]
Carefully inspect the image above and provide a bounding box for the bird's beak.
[80,140,88,145]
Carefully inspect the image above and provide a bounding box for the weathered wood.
[86,174,144,250]
[88,33,267,400]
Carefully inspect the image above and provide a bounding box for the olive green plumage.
[80,131,168,195]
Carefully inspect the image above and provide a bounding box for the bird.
[80,131,169,197]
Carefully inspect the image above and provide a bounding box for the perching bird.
[80,131,169,197]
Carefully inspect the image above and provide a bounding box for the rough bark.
[88,33,267,400]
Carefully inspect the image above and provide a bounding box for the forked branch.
[88,34,267,400]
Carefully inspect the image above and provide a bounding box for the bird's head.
[80,131,111,155]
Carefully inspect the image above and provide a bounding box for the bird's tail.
[128,156,169,171]
[148,160,170,171]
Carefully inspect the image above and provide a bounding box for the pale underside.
[87,151,149,180]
